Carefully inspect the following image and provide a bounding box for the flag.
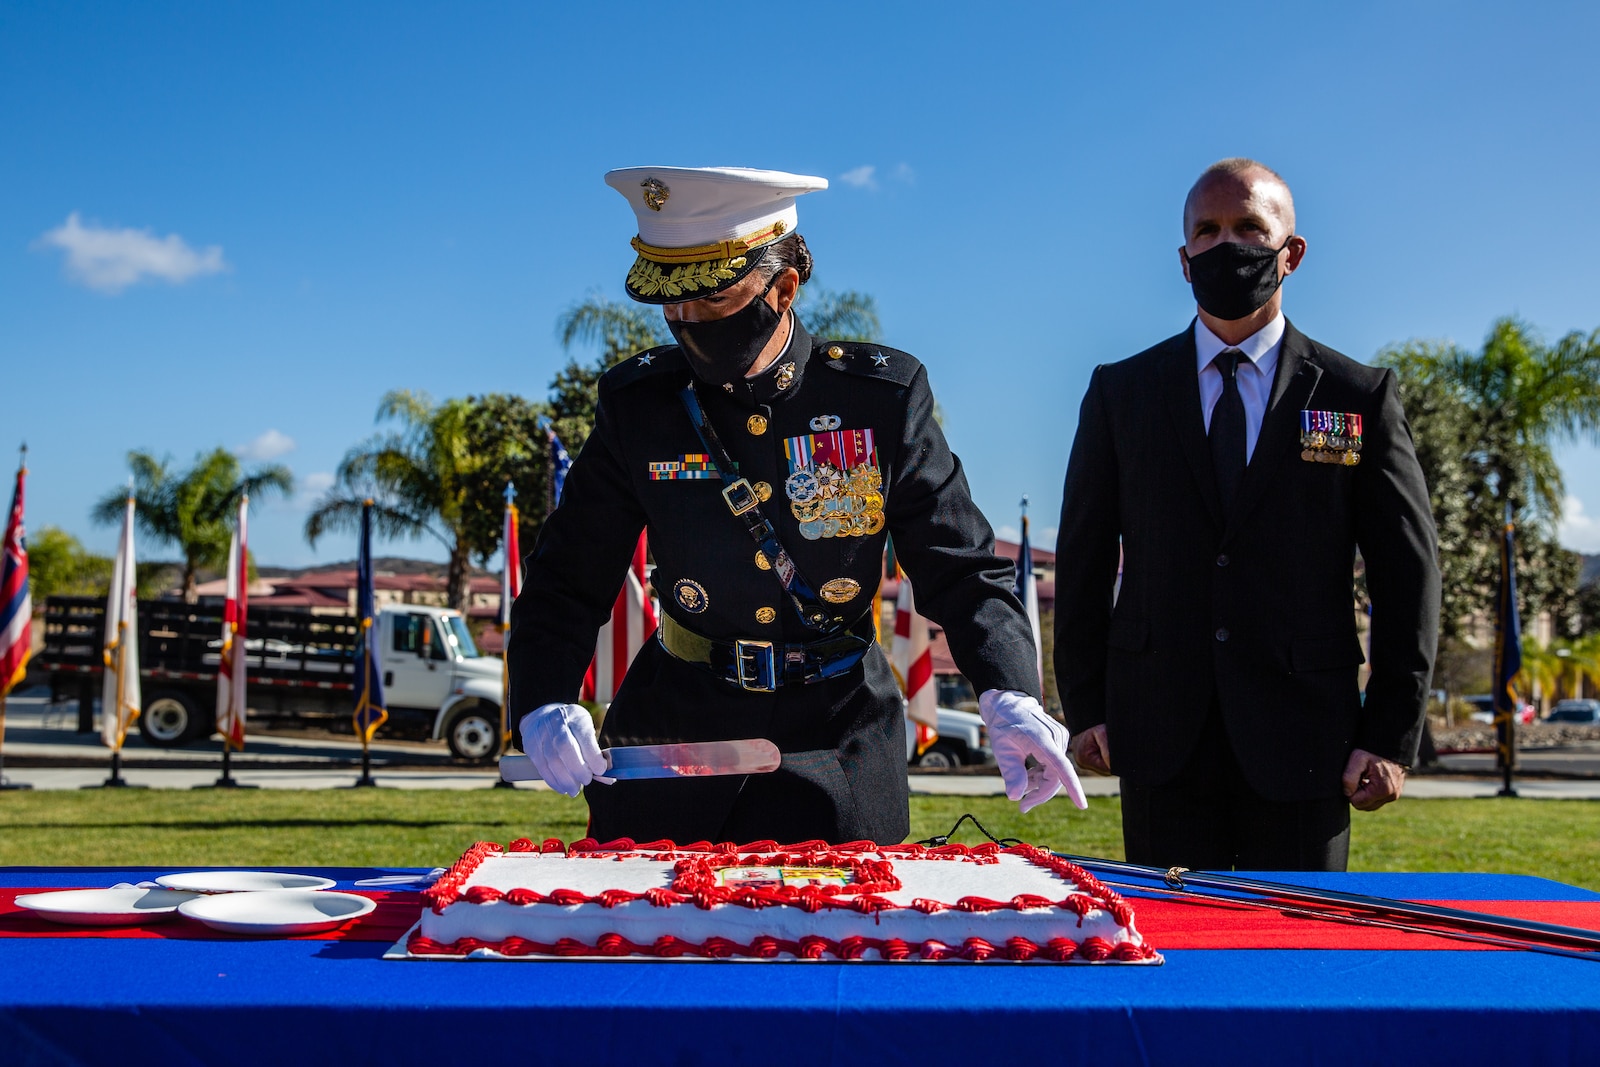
[1493,503,1522,768]
[215,495,249,750]
[1013,509,1044,694]
[540,419,573,512]
[501,484,521,632]
[353,500,387,742]
[892,570,938,753]
[0,460,30,697]
[101,493,141,749]
[582,532,657,703]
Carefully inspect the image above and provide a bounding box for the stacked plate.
[14,871,376,935]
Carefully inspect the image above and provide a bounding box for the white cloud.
[35,212,229,293]
[235,429,296,462]
[299,471,336,502]
[838,165,878,190]
[891,162,916,184]
[1559,495,1600,553]
[996,524,1020,543]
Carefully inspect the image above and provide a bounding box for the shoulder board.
[816,341,921,386]
[600,345,686,391]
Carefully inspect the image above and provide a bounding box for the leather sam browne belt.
[657,614,874,693]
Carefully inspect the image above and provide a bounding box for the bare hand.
[1342,748,1404,811]
[1070,724,1112,775]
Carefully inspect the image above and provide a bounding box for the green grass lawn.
[1,791,1596,888]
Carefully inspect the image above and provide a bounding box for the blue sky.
[4,1,1598,568]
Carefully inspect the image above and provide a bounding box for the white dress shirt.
[1196,313,1285,463]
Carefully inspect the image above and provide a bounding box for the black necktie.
[1210,349,1246,513]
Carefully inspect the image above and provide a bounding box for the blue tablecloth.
[4,867,1599,1067]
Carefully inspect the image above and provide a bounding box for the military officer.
[509,166,1084,844]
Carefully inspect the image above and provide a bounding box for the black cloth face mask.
[1183,239,1292,321]
[666,276,783,386]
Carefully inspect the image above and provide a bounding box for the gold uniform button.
[755,607,777,625]
[753,481,772,502]
[747,414,767,436]
[826,345,845,360]
[754,551,771,571]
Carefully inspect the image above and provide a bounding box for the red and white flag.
[892,571,938,753]
[215,495,249,750]
[0,459,31,698]
[583,532,657,703]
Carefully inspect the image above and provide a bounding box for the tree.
[26,527,114,602]
[1379,318,1600,641]
[307,391,553,611]
[93,449,292,602]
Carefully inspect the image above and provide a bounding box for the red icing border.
[425,838,1145,947]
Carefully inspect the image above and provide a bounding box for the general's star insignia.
[638,353,655,366]
[871,353,890,368]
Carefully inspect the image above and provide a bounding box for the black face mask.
[666,277,783,386]
[1183,239,1292,321]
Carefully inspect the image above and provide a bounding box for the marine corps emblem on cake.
[783,427,885,539]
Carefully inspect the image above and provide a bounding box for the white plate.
[14,887,200,926]
[178,890,377,935]
[155,871,337,893]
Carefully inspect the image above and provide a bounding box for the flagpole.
[1496,501,1519,799]
[104,619,130,788]
[354,625,376,787]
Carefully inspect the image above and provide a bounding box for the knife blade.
[499,738,782,784]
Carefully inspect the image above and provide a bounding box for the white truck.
[39,597,507,763]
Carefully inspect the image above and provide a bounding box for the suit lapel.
[1159,323,1224,530]
[1226,319,1323,540]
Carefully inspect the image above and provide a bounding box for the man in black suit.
[1054,158,1440,871]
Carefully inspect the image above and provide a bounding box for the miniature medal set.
[1300,409,1362,466]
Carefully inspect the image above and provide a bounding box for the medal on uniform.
[784,426,885,539]
[1300,410,1363,466]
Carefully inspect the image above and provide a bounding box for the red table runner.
[4,887,1597,951]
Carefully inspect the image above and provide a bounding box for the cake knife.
[498,738,782,784]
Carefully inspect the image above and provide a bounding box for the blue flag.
[1492,505,1522,765]
[549,428,572,506]
[353,500,387,742]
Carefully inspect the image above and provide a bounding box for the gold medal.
[755,607,777,625]
[1302,449,1316,462]
[820,578,862,604]
[1342,450,1361,466]
[791,498,825,523]
[863,510,886,535]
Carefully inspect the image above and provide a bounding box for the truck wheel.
[446,706,502,763]
[914,742,962,771]
[140,690,202,747]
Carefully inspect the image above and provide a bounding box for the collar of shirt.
[721,314,810,407]
[1194,313,1286,378]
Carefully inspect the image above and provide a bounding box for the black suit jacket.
[1054,320,1441,802]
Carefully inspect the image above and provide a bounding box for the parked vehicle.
[905,706,992,769]
[38,596,504,762]
[1463,694,1535,725]
[1547,699,1600,725]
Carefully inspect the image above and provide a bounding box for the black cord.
[915,812,1025,849]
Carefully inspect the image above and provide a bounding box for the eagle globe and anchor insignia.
[640,177,670,212]
[784,426,885,540]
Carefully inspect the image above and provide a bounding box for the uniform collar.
[719,314,812,407]
[1194,312,1286,374]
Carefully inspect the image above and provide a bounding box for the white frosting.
[419,849,1146,960]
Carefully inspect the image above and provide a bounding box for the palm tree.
[796,286,881,342]
[306,390,483,612]
[93,449,293,602]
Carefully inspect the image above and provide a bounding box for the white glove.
[518,703,613,797]
[978,689,1087,813]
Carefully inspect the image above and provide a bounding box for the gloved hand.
[978,689,1087,813]
[518,703,613,797]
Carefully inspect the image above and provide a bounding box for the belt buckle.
[734,639,777,692]
[722,479,759,516]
